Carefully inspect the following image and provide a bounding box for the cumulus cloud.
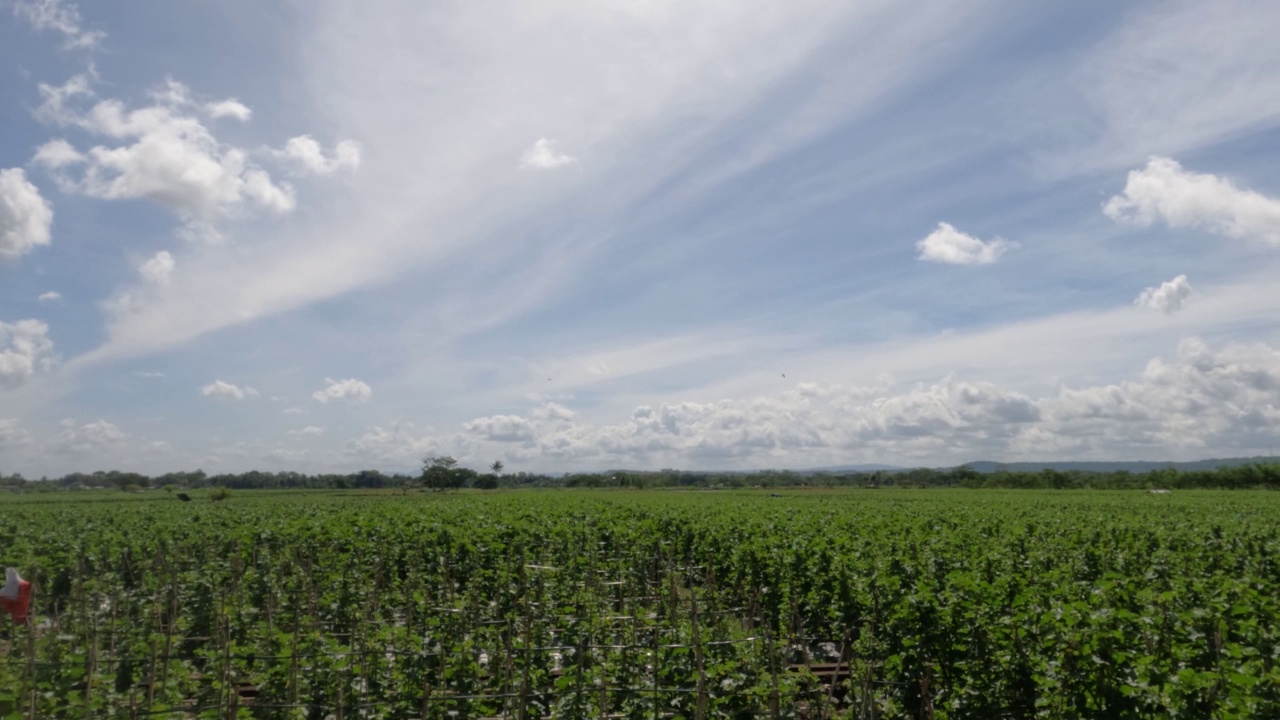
[1135,274,1192,315]
[531,402,576,422]
[205,99,252,122]
[30,139,83,170]
[11,0,104,49]
[287,425,325,436]
[37,291,61,303]
[1104,157,1280,245]
[915,222,1015,265]
[0,319,55,390]
[312,377,372,404]
[1037,338,1280,454]
[50,418,125,455]
[200,380,259,400]
[0,168,54,261]
[520,138,576,169]
[372,338,1280,469]
[31,74,296,223]
[274,135,362,175]
[464,414,537,442]
[138,251,175,285]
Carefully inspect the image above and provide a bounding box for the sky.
[4,0,1280,477]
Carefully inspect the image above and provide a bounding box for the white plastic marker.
[0,567,32,624]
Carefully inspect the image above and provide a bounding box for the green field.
[2,489,1278,718]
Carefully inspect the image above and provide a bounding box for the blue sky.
[4,0,1280,476]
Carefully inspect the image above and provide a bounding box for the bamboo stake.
[690,589,707,720]
[764,613,780,720]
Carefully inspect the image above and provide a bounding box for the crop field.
[1,489,1278,719]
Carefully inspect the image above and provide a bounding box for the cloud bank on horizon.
[4,0,1280,476]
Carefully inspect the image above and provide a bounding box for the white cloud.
[205,99,252,122]
[401,337,1280,469]
[463,414,536,442]
[345,422,439,465]
[37,291,61,303]
[132,370,163,378]
[1104,157,1280,245]
[100,251,177,318]
[1044,3,1280,176]
[33,71,92,123]
[138,251,175,285]
[312,377,372,403]
[31,74,296,222]
[274,135,362,175]
[1036,338,1280,456]
[520,138,576,169]
[11,0,104,49]
[50,419,125,455]
[0,319,55,390]
[915,222,1014,265]
[240,169,296,212]
[200,380,259,400]
[73,1,1011,365]
[283,407,305,415]
[287,425,325,436]
[31,139,84,169]
[0,168,54,261]
[0,419,32,448]
[1136,274,1192,315]
[531,402,576,422]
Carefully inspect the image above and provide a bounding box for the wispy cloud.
[11,0,104,50]
[1029,3,1280,176]
[73,0,1011,365]
[287,425,325,436]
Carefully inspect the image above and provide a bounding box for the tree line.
[3,458,1280,492]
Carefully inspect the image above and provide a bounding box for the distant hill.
[963,457,1280,474]
[805,464,903,473]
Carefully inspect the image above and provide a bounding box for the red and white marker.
[0,567,32,625]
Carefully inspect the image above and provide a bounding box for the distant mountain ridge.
[805,456,1280,474]
[962,457,1280,473]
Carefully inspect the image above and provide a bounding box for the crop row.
[2,489,1278,718]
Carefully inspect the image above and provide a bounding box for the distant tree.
[475,475,500,490]
[210,487,231,502]
[491,460,504,475]
[353,469,387,488]
[423,455,466,491]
